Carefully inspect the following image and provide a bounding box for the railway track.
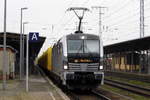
[92,90,111,100]
[37,66,110,100]
[104,79,150,97]
[38,66,130,100]
[65,89,111,100]
[67,88,132,100]
[95,88,132,100]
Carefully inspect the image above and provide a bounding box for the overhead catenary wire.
[103,8,140,23]
[82,0,90,6]
[56,15,75,32]
[106,17,139,28]
[110,30,139,40]
[92,14,140,30]
[52,0,76,34]
[103,0,132,18]
[103,27,140,38]
[105,2,149,22]
[103,1,140,29]
[55,0,75,26]
[118,32,140,38]
[104,6,140,24]
[105,2,150,39]
[92,6,140,33]
[104,0,150,43]
[50,0,150,44]
[104,8,140,23]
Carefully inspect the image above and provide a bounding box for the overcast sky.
[0,0,150,53]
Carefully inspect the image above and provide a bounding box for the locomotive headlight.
[81,36,85,39]
[80,36,87,39]
[99,65,103,70]
[64,65,68,70]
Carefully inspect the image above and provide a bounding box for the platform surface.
[0,75,70,100]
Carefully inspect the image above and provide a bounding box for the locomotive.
[37,7,104,90]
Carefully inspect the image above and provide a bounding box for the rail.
[104,79,150,97]
[92,90,111,100]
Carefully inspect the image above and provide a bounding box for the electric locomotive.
[52,32,104,90]
[37,7,104,90]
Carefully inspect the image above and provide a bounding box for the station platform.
[0,73,70,100]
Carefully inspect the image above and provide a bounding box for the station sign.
[29,32,39,42]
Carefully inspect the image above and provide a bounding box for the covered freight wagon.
[38,47,52,71]
[0,45,17,79]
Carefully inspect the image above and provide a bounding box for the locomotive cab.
[62,33,104,90]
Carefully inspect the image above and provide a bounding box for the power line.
[56,15,75,34]
[94,15,140,30]
[113,31,139,39]
[106,16,139,28]
[118,26,139,30]
[82,0,90,6]
[53,0,75,33]
[104,7,140,23]
[104,0,131,18]
[55,0,75,26]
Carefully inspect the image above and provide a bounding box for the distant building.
[104,36,150,74]
[0,45,17,79]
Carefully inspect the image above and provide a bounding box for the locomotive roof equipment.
[67,7,89,33]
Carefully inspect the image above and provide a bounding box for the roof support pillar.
[148,50,150,75]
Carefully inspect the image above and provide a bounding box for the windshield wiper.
[76,44,83,57]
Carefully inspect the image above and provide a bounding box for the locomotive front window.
[68,39,100,54]
[68,40,83,53]
[84,40,99,54]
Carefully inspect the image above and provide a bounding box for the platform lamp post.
[26,31,29,92]
[22,22,28,78]
[3,0,7,90]
[20,7,28,80]
[23,22,29,92]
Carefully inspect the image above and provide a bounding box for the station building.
[0,45,17,79]
[0,32,45,79]
[104,36,150,75]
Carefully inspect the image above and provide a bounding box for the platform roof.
[104,36,150,54]
[0,32,46,57]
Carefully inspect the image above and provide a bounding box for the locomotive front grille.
[68,63,80,71]
[68,63,99,71]
[87,63,99,71]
